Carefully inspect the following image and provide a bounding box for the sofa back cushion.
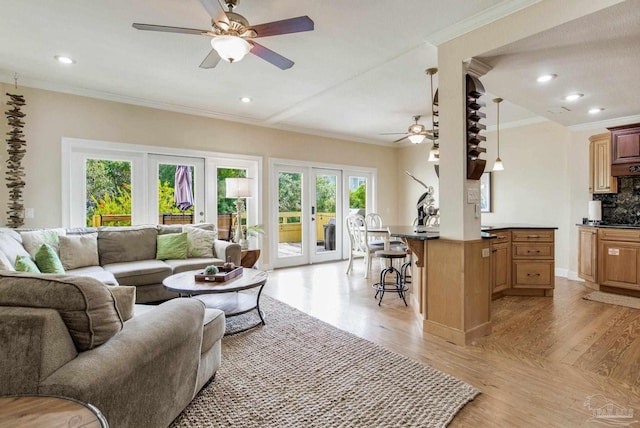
[59,233,99,270]
[98,226,158,265]
[0,271,124,351]
[19,229,66,258]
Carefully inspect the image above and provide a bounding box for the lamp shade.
[492,158,504,171]
[211,35,252,63]
[226,177,253,198]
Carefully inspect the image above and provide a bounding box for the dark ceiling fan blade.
[249,42,294,70]
[132,23,207,35]
[199,49,221,69]
[248,16,314,38]
[393,135,409,143]
[199,0,224,18]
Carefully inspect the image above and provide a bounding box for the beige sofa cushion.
[59,233,99,270]
[98,226,157,265]
[0,271,124,351]
[107,285,136,321]
[0,231,30,265]
[102,260,172,286]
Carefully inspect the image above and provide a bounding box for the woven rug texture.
[170,295,479,428]
[584,291,640,309]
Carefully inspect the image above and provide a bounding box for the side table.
[0,395,109,427]
[241,249,261,268]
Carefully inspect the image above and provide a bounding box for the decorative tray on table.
[195,266,243,282]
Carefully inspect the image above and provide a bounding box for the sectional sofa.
[0,223,242,303]
[0,223,241,427]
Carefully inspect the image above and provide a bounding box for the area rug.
[584,291,640,309]
[170,295,479,428]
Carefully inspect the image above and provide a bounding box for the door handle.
[311,206,316,215]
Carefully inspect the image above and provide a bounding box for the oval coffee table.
[162,268,268,335]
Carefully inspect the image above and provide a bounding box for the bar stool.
[372,249,408,306]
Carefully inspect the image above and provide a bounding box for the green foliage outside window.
[350,183,366,209]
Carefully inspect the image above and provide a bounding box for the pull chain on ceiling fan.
[132,0,314,70]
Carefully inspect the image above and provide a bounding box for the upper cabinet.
[589,133,617,194]
[610,123,640,177]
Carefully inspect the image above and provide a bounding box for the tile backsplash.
[594,177,640,224]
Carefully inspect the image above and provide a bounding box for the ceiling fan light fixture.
[211,35,252,63]
[408,134,426,144]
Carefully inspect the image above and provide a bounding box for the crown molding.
[567,114,640,132]
[425,0,542,46]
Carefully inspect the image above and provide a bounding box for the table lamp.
[225,177,253,246]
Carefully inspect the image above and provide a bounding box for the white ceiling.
[1,0,635,146]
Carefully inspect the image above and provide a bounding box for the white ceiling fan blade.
[199,49,221,69]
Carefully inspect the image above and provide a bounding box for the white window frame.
[61,138,261,229]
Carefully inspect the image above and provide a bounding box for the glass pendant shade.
[408,134,426,144]
[492,157,504,171]
[211,36,252,63]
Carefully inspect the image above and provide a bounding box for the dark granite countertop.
[481,224,559,230]
[387,224,554,240]
[576,223,640,229]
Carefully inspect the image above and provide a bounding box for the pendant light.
[492,97,504,171]
[427,67,439,162]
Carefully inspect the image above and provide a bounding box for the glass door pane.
[273,166,307,268]
[311,169,342,263]
[147,155,205,225]
[217,167,247,242]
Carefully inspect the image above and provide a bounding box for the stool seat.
[374,250,406,259]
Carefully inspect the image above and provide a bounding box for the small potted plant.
[241,224,265,250]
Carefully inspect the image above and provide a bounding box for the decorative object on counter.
[584,291,640,310]
[426,67,440,163]
[466,74,487,180]
[5,77,26,228]
[588,200,602,224]
[405,171,438,229]
[492,97,504,171]
[225,177,253,247]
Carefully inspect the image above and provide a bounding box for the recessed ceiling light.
[240,96,252,103]
[589,107,604,114]
[564,93,583,102]
[537,74,556,83]
[54,55,75,64]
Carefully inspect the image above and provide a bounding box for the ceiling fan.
[381,115,437,144]
[132,0,314,70]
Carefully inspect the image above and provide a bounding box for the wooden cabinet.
[490,230,510,293]
[589,133,617,193]
[490,228,555,298]
[511,229,555,291]
[598,228,640,291]
[610,124,640,176]
[578,227,597,283]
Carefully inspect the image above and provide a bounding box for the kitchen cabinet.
[578,227,597,283]
[490,230,510,293]
[490,228,555,298]
[598,228,640,291]
[511,229,555,292]
[589,133,617,193]
[610,123,640,176]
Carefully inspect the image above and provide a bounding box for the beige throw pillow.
[59,233,99,270]
[20,229,66,258]
[183,226,215,258]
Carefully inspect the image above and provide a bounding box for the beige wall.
[0,84,399,266]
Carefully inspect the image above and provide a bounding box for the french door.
[271,164,343,268]
[147,155,205,224]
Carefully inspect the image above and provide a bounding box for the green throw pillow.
[156,232,188,260]
[14,255,41,273]
[34,244,66,274]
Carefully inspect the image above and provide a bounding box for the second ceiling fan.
[133,0,314,70]
[381,115,437,144]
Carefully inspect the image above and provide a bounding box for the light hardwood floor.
[262,260,640,427]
